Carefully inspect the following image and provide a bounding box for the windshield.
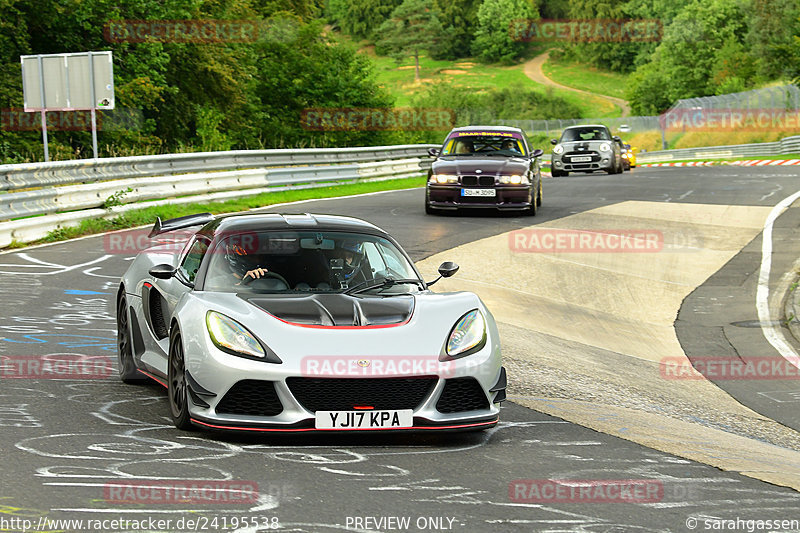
[203,230,421,294]
[441,131,527,156]
[560,127,611,142]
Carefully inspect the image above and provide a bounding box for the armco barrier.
[0,145,436,248]
[637,135,800,163]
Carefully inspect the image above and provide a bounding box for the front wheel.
[168,328,195,431]
[536,179,543,207]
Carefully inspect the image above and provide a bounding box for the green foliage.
[411,81,583,126]
[626,0,753,114]
[327,0,402,39]
[747,0,800,80]
[103,187,134,209]
[376,0,444,81]
[430,0,480,60]
[0,1,406,163]
[471,0,537,64]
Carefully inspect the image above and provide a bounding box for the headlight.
[442,309,487,360]
[553,145,564,155]
[499,175,529,185]
[599,143,611,152]
[430,174,458,184]
[206,311,266,359]
[622,153,629,159]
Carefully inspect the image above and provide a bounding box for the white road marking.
[757,190,800,370]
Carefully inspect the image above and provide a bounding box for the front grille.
[216,380,283,416]
[564,151,600,161]
[286,376,437,412]
[459,175,496,186]
[436,378,489,413]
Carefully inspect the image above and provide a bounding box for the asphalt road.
[2,165,800,532]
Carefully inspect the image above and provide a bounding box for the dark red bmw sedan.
[425,126,544,215]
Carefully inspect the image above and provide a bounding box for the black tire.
[117,291,145,384]
[168,328,195,431]
[527,186,538,216]
[425,200,434,215]
[550,168,561,177]
[536,179,543,207]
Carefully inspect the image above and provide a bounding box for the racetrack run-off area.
[2,164,800,530]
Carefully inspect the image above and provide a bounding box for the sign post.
[21,51,114,161]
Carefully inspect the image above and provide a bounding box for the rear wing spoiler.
[148,213,215,238]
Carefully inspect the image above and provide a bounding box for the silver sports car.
[116,212,506,432]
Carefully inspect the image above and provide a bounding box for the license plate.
[315,410,413,429]
[461,188,496,197]
[571,156,592,162]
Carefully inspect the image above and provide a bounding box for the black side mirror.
[149,264,176,280]
[530,148,544,158]
[427,261,459,287]
[613,136,621,142]
[428,147,440,157]
[550,139,558,145]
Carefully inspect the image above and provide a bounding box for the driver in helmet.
[332,240,368,287]
[224,241,270,285]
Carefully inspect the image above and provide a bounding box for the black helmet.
[224,240,255,274]
[340,240,364,280]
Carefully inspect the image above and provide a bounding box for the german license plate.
[571,156,592,162]
[461,188,496,197]
[315,410,413,429]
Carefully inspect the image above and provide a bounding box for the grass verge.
[541,57,629,100]
[15,176,425,249]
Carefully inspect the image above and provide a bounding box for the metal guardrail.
[0,145,433,192]
[0,145,436,247]
[637,135,800,163]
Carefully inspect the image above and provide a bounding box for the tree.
[430,0,480,60]
[376,0,443,82]
[626,0,750,114]
[471,0,537,64]
[747,0,800,80]
[327,0,402,40]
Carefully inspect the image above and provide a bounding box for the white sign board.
[21,51,114,111]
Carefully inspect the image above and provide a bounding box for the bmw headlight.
[553,145,564,155]
[599,143,611,152]
[430,174,458,184]
[441,309,487,361]
[499,175,529,185]
[206,311,266,359]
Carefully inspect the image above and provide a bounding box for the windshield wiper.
[344,277,425,295]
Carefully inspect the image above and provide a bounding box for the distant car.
[623,143,637,168]
[425,125,544,215]
[116,212,506,433]
[550,124,623,177]
[615,138,630,171]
